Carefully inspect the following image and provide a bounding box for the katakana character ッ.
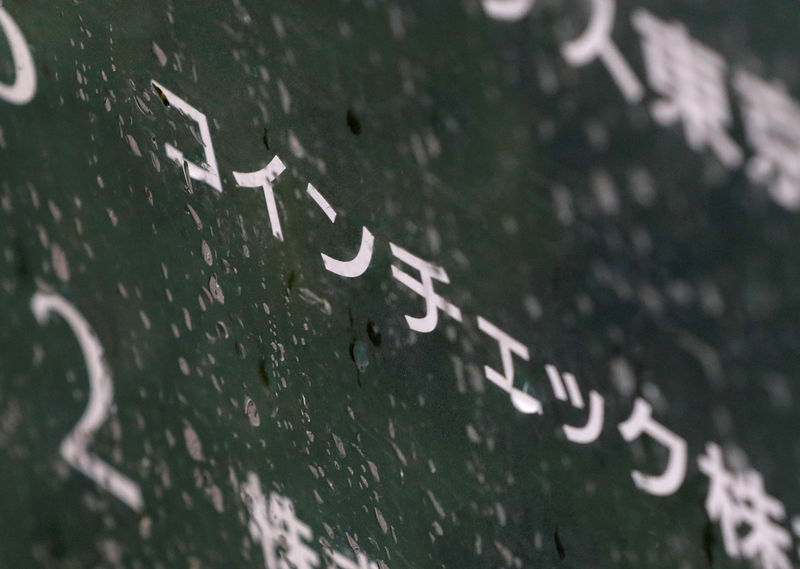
[477,316,541,415]
[242,472,320,569]
[326,549,379,569]
[699,443,792,569]
[390,243,462,333]
[481,0,535,22]
[561,0,644,103]
[306,183,375,278]
[233,156,287,241]
[617,398,687,496]
[545,364,604,444]
[734,69,800,210]
[0,6,36,105]
[151,80,222,192]
[632,9,742,168]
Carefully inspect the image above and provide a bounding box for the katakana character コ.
[233,155,288,241]
[618,398,687,496]
[477,316,541,415]
[632,9,742,168]
[545,364,604,444]
[561,0,644,103]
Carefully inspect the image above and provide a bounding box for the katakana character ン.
[734,70,800,210]
[481,0,535,22]
[242,472,320,569]
[151,80,222,192]
[233,156,287,241]
[545,364,604,444]
[306,183,375,278]
[561,0,644,103]
[477,316,541,415]
[699,443,792,569]
[617,398,687,496]
[632,9,743,168]
[390,243,462,333]
[327,549,379,569]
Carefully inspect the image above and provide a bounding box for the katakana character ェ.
[390,243,462,333]
[481,0,535,22]
[151,80,222,192]
[561,0,644,103]
[699,443,792,569]
[477,316,541,415]
[617,398,687,496]
[734,69,800,210]
[632,9,742,168]
[233,156,287,241]
[545,364,604,444]
[242,472,320,569]
[306,183,375,278]
[327,549,379,569]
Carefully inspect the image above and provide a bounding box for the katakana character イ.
[390,243,462,333]
[617,398,687,496]
[233,156,288,241]
[306,183,375,278]
[632,9,742,168]
[545,364,604,444]
[477,316,541,415]
[151,80,222,192]
[242,472,320,569]
[699,443,792,569]
[481,0,535,22]
[734,70,800,210]
[561,0,644,103]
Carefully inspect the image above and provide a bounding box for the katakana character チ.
[242,472,320,569]
[699,443,792,569]
[561,0,644,103]
[151,80,222,192]
[390,243,462,333]
[306,183,375,278]
[481,0,535,22]
[477,316,541,415]
[734,69,800,210]
[233,156,287,241]
[632,9,742,168]
[545,364,604,444]
[617,398,687,496]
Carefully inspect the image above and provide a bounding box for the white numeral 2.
[31,292,143,512]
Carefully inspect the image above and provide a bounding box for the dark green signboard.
[2,1,800,568]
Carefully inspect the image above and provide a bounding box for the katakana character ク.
[481,0,535,22]
[389,243,462,333]
[632,9,743,168]
[233,156,288,241]
[477,316,541,415]
[561,0,644,103]
[734,70,800,210]
[306,183,375,278]
[242,472,320,569]
[326,549,379,569]
[545,364,604,444]
[699,443,792,569]
[617,398,687,496]
[151,80,222,192]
